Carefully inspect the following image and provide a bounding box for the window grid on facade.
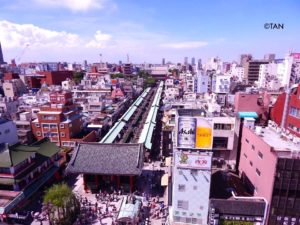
[256,168,261,176]
[258,151,263,159]
[177,200,189,210]
[178,184,186,192]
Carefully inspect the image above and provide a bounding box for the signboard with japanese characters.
[175,152,212,170]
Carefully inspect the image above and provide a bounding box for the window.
[251,145,255,151]
[60,124,65,128]
[214,123,232,130]
[178,184,186,192]
[193,186,197,190]
[256,168,261,176]
[213,137,228,149]
[62,142,69,146]
[244,153,248,158]
[50,124,57,129]
[61,132,65,137]
[35,123,40,128]
[245,138,249,143]
[250,161,253,167]
[51,133,58,137]
[69,123,72,127]
[42,124,49,129]
[4,129,10,134]
[258,151,263,159]
[36,131,41,136]
[289,107,300,118]
[43,115,56,120]
[177,200,189,210]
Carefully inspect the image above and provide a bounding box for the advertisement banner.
[175,152,212,170]
[177,116,213,150]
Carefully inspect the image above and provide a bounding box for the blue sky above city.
[0,0,299,63]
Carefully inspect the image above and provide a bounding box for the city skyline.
[0,0,299,63]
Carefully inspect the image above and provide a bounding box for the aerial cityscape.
[0,1,300,225]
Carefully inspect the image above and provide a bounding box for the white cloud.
[0,20,113,50]
[33,0,114,12]
[161,41,208,49]
[85,30,112,48]
[0,20,81,48]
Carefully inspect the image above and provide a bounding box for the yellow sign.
[195,127,212,149]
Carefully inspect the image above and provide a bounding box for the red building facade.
[271,84,300,137]
[27,71,73,89]
[31,91,95,147]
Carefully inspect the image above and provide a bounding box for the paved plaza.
[31,161,169,225]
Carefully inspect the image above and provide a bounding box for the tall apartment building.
[31,91,96,147]
[238,122,300,225]
[244,60,268,84]
[264,54,276,62]
[258,62,279,90]
[240,54,252,67]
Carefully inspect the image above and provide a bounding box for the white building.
[212,74,230,94]
[171,151,212,225]
[258,62,278,89]
[185,73,195,92]
[230,63,245,81]
[3,79,27,98]
[164,87,179,102]
[0,96,19,119]
[0,119,18,145]
[196,70,209,94]
[212,116,237,167]
[205,57,223,72]
[165,78,175,88]
[277,54,300,87]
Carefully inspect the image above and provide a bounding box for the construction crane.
[14,43,30,64]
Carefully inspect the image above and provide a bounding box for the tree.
[44,183,80,225]
[73,71,84,84]
[111,73,125,79]
[145,77,156,87]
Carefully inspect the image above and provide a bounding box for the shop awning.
[161,174,169,186]
[238,112,258,119]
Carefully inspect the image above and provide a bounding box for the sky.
[0,0,299,64]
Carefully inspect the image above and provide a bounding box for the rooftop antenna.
[127,54,130,63]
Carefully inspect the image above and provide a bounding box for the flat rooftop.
[254,126,300,152]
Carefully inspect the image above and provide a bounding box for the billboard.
[175,151,212,170]
[177,116,213,150]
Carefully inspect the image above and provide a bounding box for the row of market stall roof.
[99,88,151,144]
[138,81,163,150]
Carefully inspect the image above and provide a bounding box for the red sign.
[290,53,300,59]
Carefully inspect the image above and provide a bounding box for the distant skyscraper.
[240,54,252,67]
[162,58,165,65]
[264,54,276,62]
[0,42,5,64]
[184,57,188,65]
[244,60,268,84]
[191,57,195,66]
[197,59,202,70]
[119,60,122,65]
